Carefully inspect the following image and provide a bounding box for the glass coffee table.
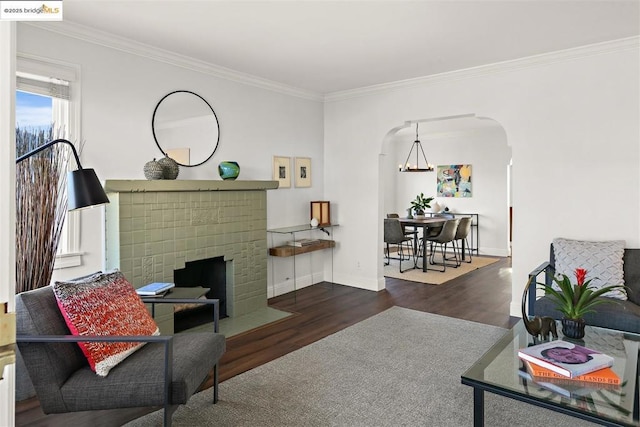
[461,320,640,426]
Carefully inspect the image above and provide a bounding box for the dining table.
[398,217,449,272]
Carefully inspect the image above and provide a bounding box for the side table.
[461,321,639,426]
[141,286,209,334]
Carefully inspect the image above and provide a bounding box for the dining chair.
[423,218,460,272]
[449,216,473,265]
[421,213,452,239]
[384,218,414,273]
[387,213,419,241]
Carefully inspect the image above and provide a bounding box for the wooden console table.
[269,239,336,257]
[267,224,338,298]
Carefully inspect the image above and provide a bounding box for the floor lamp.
[16,138,109,210]
[12,139,109,396]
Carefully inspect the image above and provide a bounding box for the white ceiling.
[62,0,640,95]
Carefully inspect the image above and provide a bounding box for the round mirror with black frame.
[151,90,220,167]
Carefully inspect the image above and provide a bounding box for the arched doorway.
[378,114,512,284]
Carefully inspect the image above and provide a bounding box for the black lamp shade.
[67,169,110,211]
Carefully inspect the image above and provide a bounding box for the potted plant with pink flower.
[540,268,624,339]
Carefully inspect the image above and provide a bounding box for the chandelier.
[399,123,434,172]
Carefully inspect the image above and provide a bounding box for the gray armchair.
[528,245,640,334]
[16,285,226,427]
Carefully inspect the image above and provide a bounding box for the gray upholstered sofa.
[529,245,640,334]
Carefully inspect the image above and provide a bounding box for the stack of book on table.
[136,282,175,296]
[517,339,621,398]
[286,238,319,247]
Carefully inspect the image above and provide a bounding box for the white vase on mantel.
[431,201,441,213]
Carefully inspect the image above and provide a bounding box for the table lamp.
[310,201,330,226]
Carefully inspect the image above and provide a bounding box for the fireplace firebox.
[173,256,228,332]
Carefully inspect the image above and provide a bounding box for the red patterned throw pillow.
[53,270,159,376]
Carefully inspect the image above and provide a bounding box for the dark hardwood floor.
[16,256,516,426]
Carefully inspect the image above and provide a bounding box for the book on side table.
[518,340,614,378]
[518,367,620,399]
[136,282,175,296]
[522,359,621,385]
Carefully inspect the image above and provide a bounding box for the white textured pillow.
[552,238,626,300]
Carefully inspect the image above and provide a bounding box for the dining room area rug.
[383,255,500,285]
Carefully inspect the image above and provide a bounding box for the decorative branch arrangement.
[15,126,69,293]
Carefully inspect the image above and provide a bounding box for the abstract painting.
[437,164,472,197]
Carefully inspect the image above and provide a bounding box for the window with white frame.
[15,56,82,269]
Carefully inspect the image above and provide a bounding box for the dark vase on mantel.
[561,317,586,340]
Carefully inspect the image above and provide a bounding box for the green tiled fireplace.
[104,180,278,319]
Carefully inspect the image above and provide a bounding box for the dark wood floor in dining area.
[16,256,517,427]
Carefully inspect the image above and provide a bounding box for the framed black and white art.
[294,157,311,188]
[273,156,291,188]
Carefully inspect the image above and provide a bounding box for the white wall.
[16,24,325,289]
[325,39,640,315]
[14,24,640,315]
[0,21,16,427]
[384,125,510,256]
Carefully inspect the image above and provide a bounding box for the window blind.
[17,73,70,100]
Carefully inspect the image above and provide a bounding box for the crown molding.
[23,21,324,102]
[22,22,638,104]
[325,36,640,102]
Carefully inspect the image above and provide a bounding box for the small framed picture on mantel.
[273,156,291,188]
[294,157,311,188]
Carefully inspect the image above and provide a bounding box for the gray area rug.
[127,306,596,426]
